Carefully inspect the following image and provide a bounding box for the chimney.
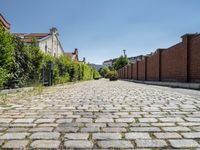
[83,57,86,63]
[50,27,58,35]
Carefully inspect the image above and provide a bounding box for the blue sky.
[1,0,200,64]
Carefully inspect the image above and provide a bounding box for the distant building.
[103,59,113,67]
[13,27,64,57]
[103,55,144,67]
[0,14,10,31]
[64,48,79,62]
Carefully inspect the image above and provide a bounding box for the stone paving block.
[162,126,191,132]
[151,123,175,126]
[29,127,54,132]
[93,133,121,139]
[108,123,128,127]
[125,132,151,139]
[154,132,182,139]
[30,132,60,140]
[115,118,135,123]
[185,117,200,122]
[13,118,35,123]
[169,139,200,148]
[85,123,106,127]
[0,132,29,140]
[3,140,29,149]
[9,123,37,127]
[81,127,100,132]
[30,140,60,149]
[159,117,184,122]
[97,140,134,148]
[130,127,161,132]
[38,123,58,127]
[76,118,93,123]
[0,119,13,123]
[35,119,55,123]
[56,119,73,123]
[181,132,200,138]
[136,139,168,148]
[55,127,79,132]
[65,133,89,139]
[64,140,93,148]
[102,127,126,132]
[139,118,158,123]
[95,118,114,123]
[7,127,29,132]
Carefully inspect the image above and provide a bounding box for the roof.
[0,14,11,29]
[13,33,50,43]
[64,52,73,58]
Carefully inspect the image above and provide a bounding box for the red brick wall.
[118,34,200,83]
[138,60,146,80]
[124,67,127,79]
[161,43,187,82]
[128,65,132,79]
[190,36,200,82]
[132,63,137,80]
[147,52,160,81]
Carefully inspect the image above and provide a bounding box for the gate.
[41,61,53,86]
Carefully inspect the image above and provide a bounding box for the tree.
[113,55,129,70]
[99,67,110,78]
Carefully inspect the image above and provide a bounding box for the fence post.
[136,61,138,80]
[144,57,147,81]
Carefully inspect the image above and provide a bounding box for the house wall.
[38,34,63,57]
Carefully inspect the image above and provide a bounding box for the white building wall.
[38,34,63,57]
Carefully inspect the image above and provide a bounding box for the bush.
[99,67,110,78]
[0,68,10,88]
[0,26,96,89]
[106,70,118,81]
[93,70,101,79]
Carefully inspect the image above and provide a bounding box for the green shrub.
[99,67,110,78]
[0,68,10,88]
[93,70,101,79]
[106,70,118,80]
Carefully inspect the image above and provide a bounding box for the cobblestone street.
[0,79,200,149]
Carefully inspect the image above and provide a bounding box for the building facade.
[64,48,79,62]
[14,27,64,57]
[103,55,143,67]
[0,14,10,31]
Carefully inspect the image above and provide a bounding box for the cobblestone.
[136,139,168,148]
[169,139,200,148]
[64,140,93,148]
[1,79,200,149]
[3,140,29,149]
[30,140,60,149]
[97,140,134,148]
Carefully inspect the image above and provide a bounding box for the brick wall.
[132,63,137,80]
[161,43,187,82]
[146,52,160,81]
[127,65,131,79]
[190,36,200,82]
[138,59,146,80]
[118,33,200,83]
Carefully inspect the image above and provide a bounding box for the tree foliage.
[113,55,129,70]
[99,67,110,78]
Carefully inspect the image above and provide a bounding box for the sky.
[1,0,200,64]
